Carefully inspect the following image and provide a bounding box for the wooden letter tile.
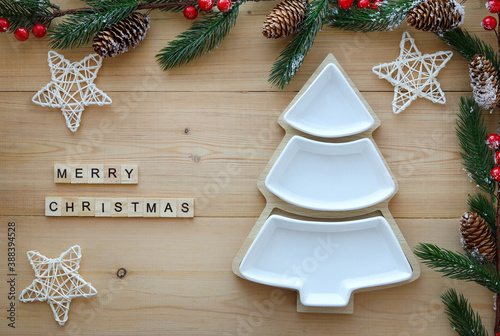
[111,198,128,217]
[95,198,111,217]
[87,164,104,184]
[121,165,138,184]
[177,198,194,218]
[143,199,160,217]
[45,197,62,216]
[62,198,79,216]
[104,165,121,184]
[54,164,71,183]
[71,165,88,184]
[78,198,95,217]
[160,199,177,218]
[127,198,143,217]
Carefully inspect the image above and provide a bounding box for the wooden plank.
[0,4,493,93]
[0,216,492,335]
[0,91,490,218]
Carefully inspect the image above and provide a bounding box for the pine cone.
[262,0,308,39]
[93,12,150,58]
[460,212,496,263]
[406,0,464,32]
[469,54,500,111]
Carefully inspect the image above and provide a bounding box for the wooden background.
[0,0,497,334]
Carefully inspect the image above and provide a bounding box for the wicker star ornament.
[32,51,112,132]
[372,32,453,114]
[19,245,97,326]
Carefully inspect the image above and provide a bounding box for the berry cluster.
[487,133,500,181]
[183,0,232,20]
[0,18,47,41]
[482,0,500,30]
[338,0,383,10]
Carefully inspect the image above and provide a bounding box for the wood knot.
[116,268,127,278]
[184,128,190,134]
[191,155,201,162]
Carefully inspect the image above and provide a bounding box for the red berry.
[357,0,371,8]
[32,23,47,38]
[183,6,198,20]
[487,133,500,149]
[199,0,214,11]
[0,18,9,32]
[14,27,29,41]
[487,0,500,13]
[491,167,500,182]
[371,0,383,10]
[339,0,354,9]
[482,16,498,30]
[494,151,500,165]
[217,0,232,12]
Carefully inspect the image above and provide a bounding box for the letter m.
[57,168,67,179]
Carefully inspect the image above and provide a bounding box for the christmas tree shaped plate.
[283,63,375,138]
[239,215,412,307]
[233,54,420,314]
[265,136,396,211]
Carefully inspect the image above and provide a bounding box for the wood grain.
[0,0,497,333]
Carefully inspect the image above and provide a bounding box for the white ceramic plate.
[283,63,375,138]
[265,136,396,211]
[240,215,412,307]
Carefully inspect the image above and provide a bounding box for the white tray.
[240,215,412,307]
[284,63,375,138]
[265,136,396,211]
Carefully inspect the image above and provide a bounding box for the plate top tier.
[283,63,375,138]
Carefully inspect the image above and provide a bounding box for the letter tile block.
[54,165,71,183]
[62,198,79,216]
[95,198,111,217]
[71,165,88,184]
[177,198,194,218]
[121,165,138,184]
[79,198,95,217]
[128,198,143,217]
[45,197,62,216]
[87,164,104,184]
[160,199,177,218]
[104,165,121,184]
[111,199,128,217]
[144,199,160,218]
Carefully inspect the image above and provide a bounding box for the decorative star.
[19,245,97,326]
[32,51,112,132]
[372,32,453,114]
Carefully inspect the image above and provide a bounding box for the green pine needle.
[269,0,329,89]
[467,193,496,234]
[0,0,53,31]
[48,0,139,49]
[436,28,498,71]
[441,288,489,336]
[414,243,500,293]
[155,7,240,71]
[326,0,424,32]
[456,96,496,197]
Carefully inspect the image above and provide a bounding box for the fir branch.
[414,243,500,293]
[269,0,329,89]
[441,288,489,336]
[155,6,240,71]
[468,193,497,234]
[326,0,424,32]
[436,28,498,72]
[456,96,496,197]
[0,0,53,30]
[48,0,139,49]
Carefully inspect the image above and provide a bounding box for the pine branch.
[0,0,53,30]
[326,0,424,32]
[48,0,139,49]
[414,243,500,293]
[269,0,329,89]
[456,96,496,197]
[155,6,240,71]
[441,288,489,336]
[436,28,499,72]
[468,193,497,234]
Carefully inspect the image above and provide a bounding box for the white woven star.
[32,51,112,132]
[372,32,453,114]
[19,245,97,326]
